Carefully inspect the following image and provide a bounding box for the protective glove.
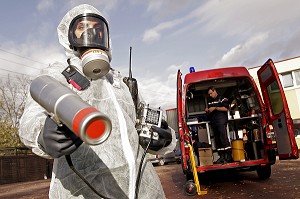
[139,119,172,151]
[38,116,83,158]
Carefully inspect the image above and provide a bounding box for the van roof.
[184,66,250,84]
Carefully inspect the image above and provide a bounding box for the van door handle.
[278,119,282,128]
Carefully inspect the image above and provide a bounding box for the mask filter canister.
[81,49,110,80]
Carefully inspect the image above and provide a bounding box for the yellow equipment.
[187,143,207,195]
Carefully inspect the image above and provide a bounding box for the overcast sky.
[0,0,300,109]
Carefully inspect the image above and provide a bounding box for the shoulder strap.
[61,59,90,91]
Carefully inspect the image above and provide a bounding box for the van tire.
[158,159,165,166]
[256,165,271,180]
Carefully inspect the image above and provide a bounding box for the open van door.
[177,70,188,172]
[257,59,299,160]
[177,70,183,130]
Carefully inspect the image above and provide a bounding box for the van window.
[267,80,284,115]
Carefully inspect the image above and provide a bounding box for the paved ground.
[157,157,300,199]
[0,157,300,199]
[0,179,50,199]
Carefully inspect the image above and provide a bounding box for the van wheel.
[158,159,165,166]
[184,180,197,196]
[256,165,271,180]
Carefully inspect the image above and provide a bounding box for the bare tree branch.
[0,74,31,147]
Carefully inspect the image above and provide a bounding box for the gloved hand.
[38,116,83,158]
[139,119,172,151]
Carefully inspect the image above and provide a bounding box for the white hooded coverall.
[18,4,176,199]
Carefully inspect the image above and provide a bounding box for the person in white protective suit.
[18,4,176,199]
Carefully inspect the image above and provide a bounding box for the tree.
[0,75,31,147]
[0,119,21,147]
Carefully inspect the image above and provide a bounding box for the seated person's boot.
[214,151,225,164]
[224,149,233,163]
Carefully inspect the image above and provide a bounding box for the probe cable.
[135,129,154,199]
[65,155,111,199]
[65,129,154,199]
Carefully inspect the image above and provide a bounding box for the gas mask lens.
[69,14,109,50]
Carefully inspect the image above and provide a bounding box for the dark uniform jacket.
[208,95,229,124]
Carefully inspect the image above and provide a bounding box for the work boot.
[224,149,233,163]
[214,151,225,164]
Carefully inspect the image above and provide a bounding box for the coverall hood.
[57,4,112,61]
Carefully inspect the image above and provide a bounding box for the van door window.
[267,80,284,115]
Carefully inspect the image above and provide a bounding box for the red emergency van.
[176,59,299,195]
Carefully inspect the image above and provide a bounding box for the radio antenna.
[129,46,132,79]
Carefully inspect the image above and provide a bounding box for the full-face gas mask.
[68,13,111,80]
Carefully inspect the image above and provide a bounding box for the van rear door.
[177,70,188,171]
[257,59,298,159]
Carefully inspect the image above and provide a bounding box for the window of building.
[294,70,300,86]
[281,72,293,88]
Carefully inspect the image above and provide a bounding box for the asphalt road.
[0,157,300,199]
[156,157,300,199]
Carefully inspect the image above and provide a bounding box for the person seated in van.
[205,86,233,164]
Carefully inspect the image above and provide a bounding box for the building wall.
[285,89,300,120]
